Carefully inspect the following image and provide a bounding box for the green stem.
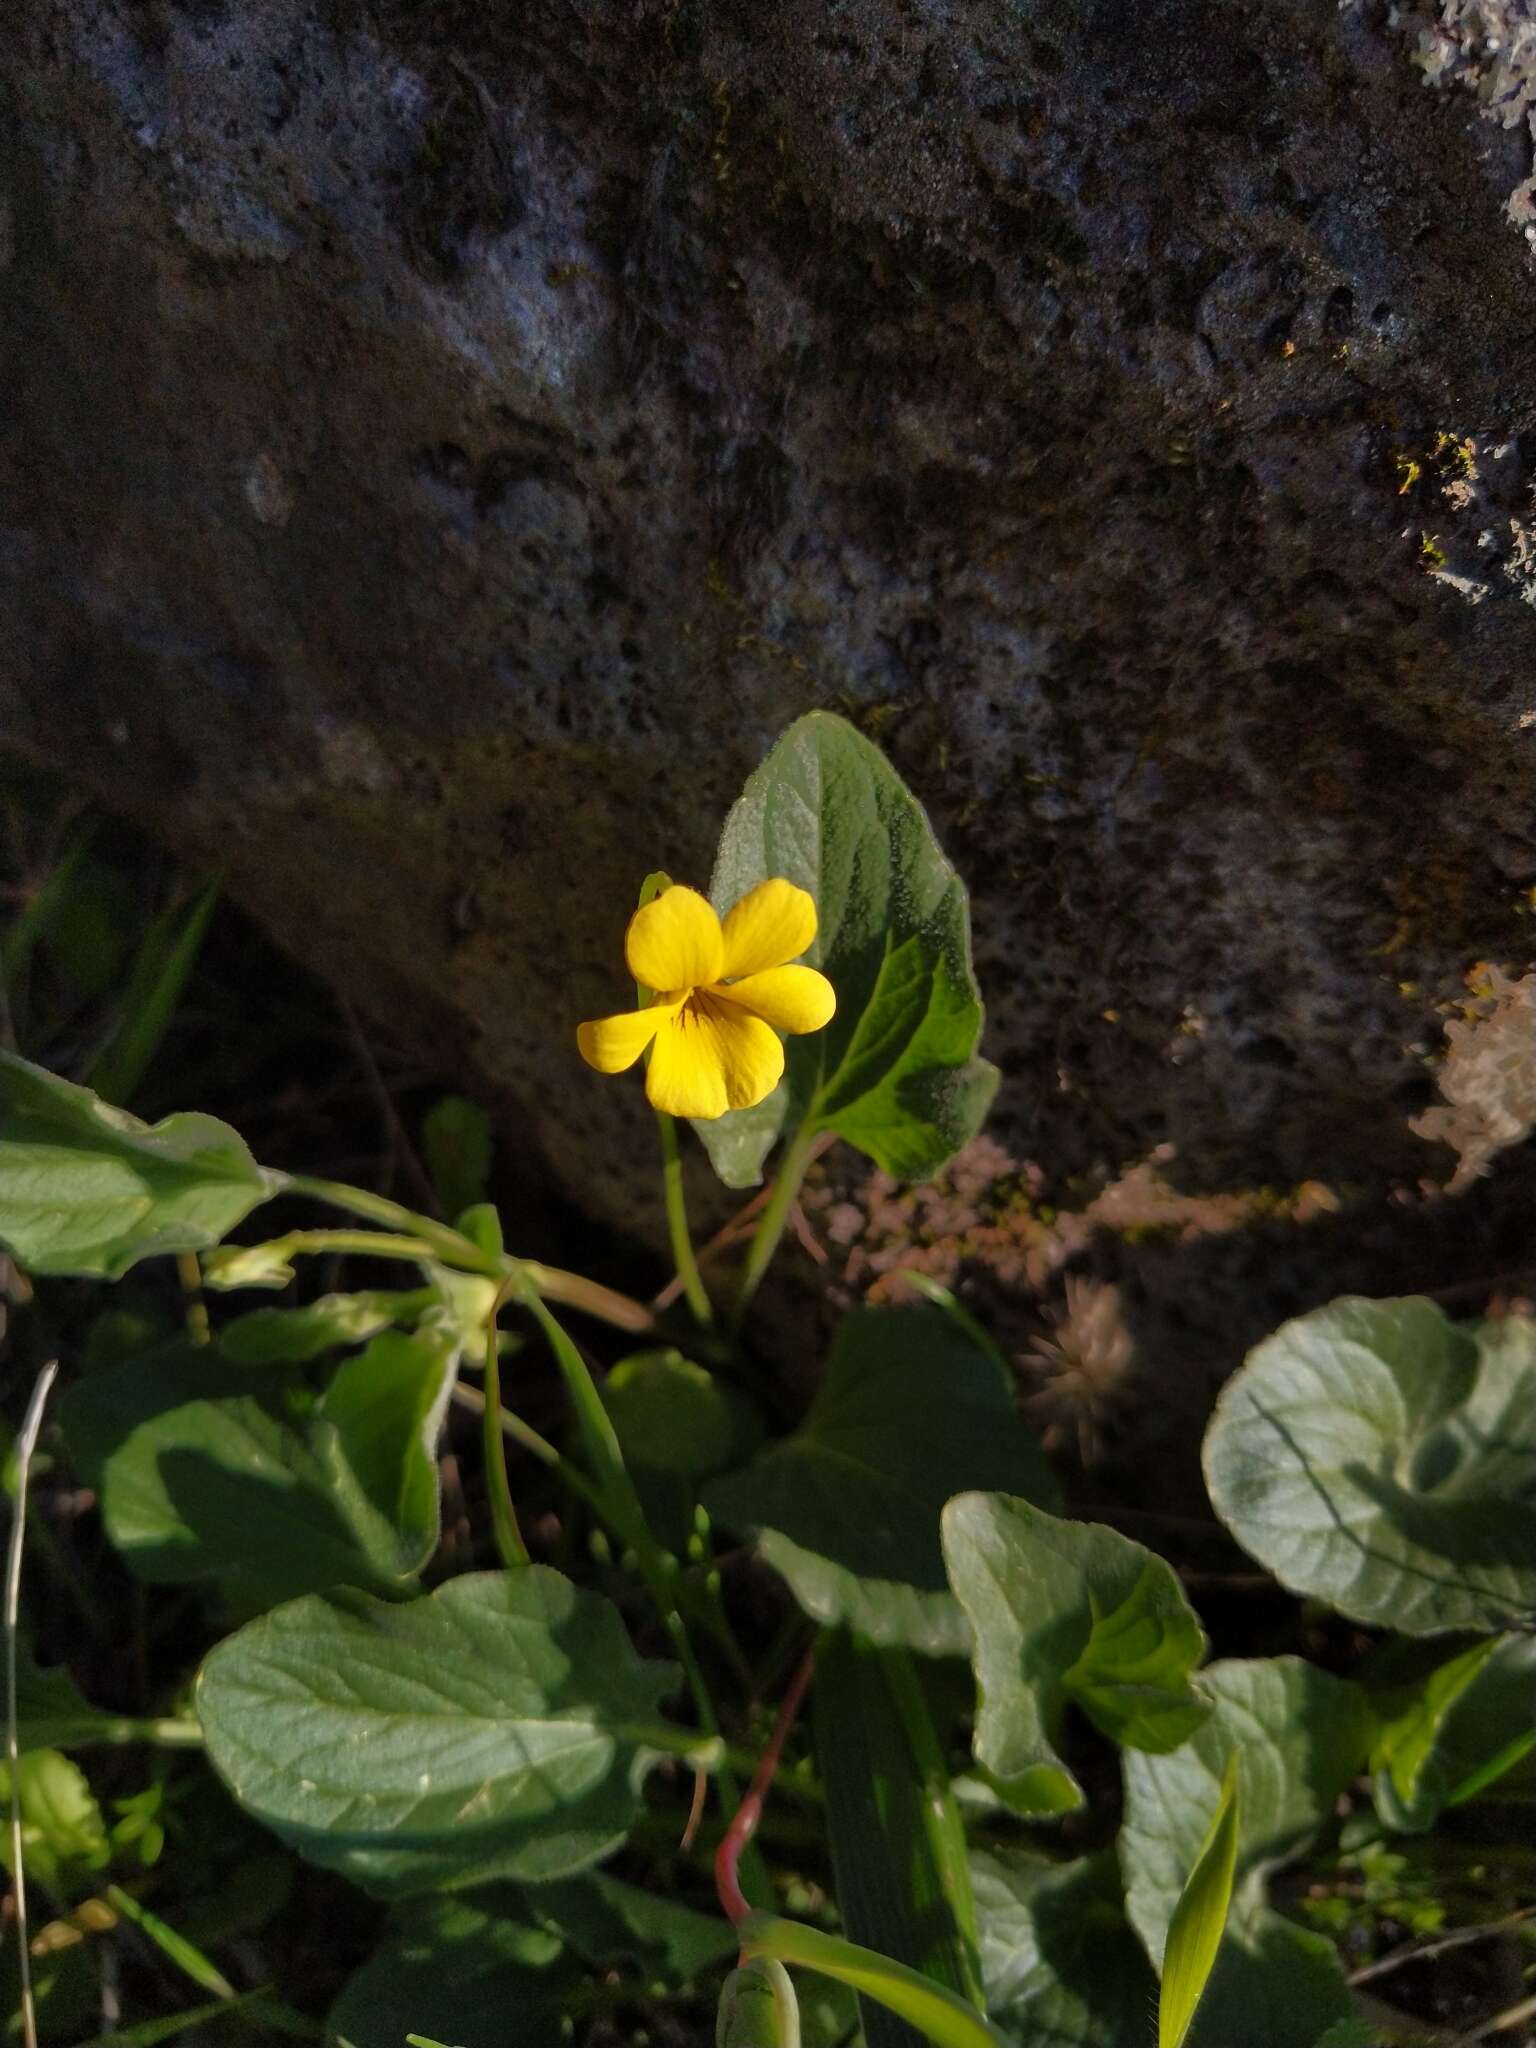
[618,1723,726,1766]
[71,1718,204,1749]
[481,1279,529,1569]
[241,1229,436,1265]
[518,1262,656,1335]
[657,1113,713,1326]
[290,1176,655,1332]
[519,1288,643,1540]
[513,1285,757,1885]
[451,1384,620,1530]
[287,1176,495,1269]
[734,1123,820,1320]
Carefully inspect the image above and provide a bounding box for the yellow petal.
[645,1003,728,1119]
[714,965,836,1036]
[625,886,724,992]
[576,1001,671,1074]
[720,879,818,978]
[645,995,785,1118]
[707,994,786,1110]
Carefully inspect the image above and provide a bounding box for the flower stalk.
[658,1112,713,1326]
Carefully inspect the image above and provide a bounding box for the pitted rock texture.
[6,0,1536,1266]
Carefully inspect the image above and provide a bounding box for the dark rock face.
[5,0,1536,1253]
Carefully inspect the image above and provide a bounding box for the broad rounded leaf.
[1204,1297,1536,1634]
[699,712,997,1187]
[1178,1916,1354,2048]
[63,1320,460,1610]
[197,1568,679,1895]
[972,1851,1156,2048]
[941,1494,1208,1814]
[329,1889,578,2048]
[0,1050,281,1278]
[1119,1659,1367,2048]
[330,1876,734,2048]
[602,1349,761,1479]
[705,1307,1058,1656]
[421,1095,494,1223]
[1119,1658,1371,1966]
[521,1872,736,1982]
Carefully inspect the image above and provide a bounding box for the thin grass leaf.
[814,1630,983,2048]
[70,1988,319,2047]
[86,872,220,1107]
[0,823,96,999]
[1157,1751,1240,2048]
[105,1883,235,1999]
[1444,1724,1536,1808]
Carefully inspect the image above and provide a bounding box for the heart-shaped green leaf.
[63,1319,460,1611]
[1172,1917,1357,2048]
[421,1096,494,1223]
[705,1307,1057,1656]
[0,1050,281,1278]
[197,1568,679,1896]
[1120,1658,1370,1963]
[602,1350,761,1479]
[520,1872,736,1981]
[698,712,997,1188]
[1203,1297,1536,1634]
[329,1871,734,2048]
[329,1889,580,2048]
[941,1494,1208,1815]
[971,1850,1156,2048]
[1118,1659,1369,2048]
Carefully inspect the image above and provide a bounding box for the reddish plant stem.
[715,1647,817,1928]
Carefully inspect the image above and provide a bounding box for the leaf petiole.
[733,1123,819,1321]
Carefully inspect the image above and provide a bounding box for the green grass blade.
[1158,1750,1240,2048]
[2,829,94,972]
[814,1629,983,2048]
[70,1988,319,2047]
[1444,1723,1536,1808]
[105,1883,235,1999]
[738,1913,1009,2048]
[0,821,97,1041]
[86,872,220,1106]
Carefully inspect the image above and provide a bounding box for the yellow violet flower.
[577,879,836,1120]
